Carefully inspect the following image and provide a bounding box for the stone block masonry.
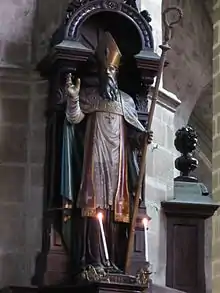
[144,90,180,286]
[0,0,63,287]
[213,0,220,292]
[0,70,47,287]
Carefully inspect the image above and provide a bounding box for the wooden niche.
[33,0,161,286]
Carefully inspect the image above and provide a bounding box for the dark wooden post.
[161,127,219,293]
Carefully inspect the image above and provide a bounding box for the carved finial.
[174,126,198,182]
[125,0,139,11]
[140,10,152,23]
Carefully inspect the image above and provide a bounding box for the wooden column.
[162,195,218,293]
[161,127,219,293]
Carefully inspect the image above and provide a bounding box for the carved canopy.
[39,0,160,89]
[65,0,154,50]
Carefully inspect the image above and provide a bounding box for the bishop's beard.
[99,72,120,102]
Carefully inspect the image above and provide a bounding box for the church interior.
[0,0,219,293]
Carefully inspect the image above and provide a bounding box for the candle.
[143,218,149,262]
[97,212,110,263]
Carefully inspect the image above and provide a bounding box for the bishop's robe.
[61,86,145,223]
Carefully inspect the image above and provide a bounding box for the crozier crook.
[124,6,183,274]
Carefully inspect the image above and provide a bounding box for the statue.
[174,126,198,181]
[60,32,153,278]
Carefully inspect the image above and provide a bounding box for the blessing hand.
[65,73,81,100]
[146,130,153,144]
[136,130,153,148]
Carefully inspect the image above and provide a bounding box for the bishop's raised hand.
[65,73,81,100]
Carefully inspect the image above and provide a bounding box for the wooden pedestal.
[4,284,186,293]
[41,283,147,293]
[34,203,147,286]
[162,187,219,293]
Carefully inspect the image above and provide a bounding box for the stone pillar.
[0,0,75,287]
[0,0,48,287]
[32,0,70,63]
[0,71,47,287]
[212,0,220,292]
[139,0,181,286]
[144,90,180,286]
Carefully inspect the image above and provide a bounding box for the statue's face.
[106,65,117,80]
[98,65,120,101]
[81,60,119,97]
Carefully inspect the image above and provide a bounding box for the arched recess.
[65,0,154,50]
[33,0,155,64]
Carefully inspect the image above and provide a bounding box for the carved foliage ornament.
[65,0,154,49]
[174,126,199,177]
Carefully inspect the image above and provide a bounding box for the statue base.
[73,264,150,286]
[6,283,186,293]
[38,265,151,293]
[39,281,147,293]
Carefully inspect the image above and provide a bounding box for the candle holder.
[74,211,152,287]
[136,261,152,287]
[77,262,152,287]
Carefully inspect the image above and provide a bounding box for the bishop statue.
[60,32,153,276]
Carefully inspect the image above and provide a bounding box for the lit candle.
[143,217,149,262]
[97,212,110,263]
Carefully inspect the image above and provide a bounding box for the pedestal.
[150,284,186,293]
[39,282,147,293]
[161,181,219,293]
[7,283,186,293]
[37,267,151,293]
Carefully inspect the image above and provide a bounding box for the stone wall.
[0,0,213,289]
[145,90,180,286]
[212,0,220,292]
[0,0,76,287]
[161,1,213,291]
[0,0,47,287]
[0,0,34,67]
[163,0,212,130]
[32,0,70,64]
[0,69,47,287]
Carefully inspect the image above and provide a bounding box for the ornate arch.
[65,0,154,50]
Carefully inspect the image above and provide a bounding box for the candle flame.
[143,217,148,228]
[97,212,103,220]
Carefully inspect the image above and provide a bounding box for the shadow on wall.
[162,0,212,131]
[188,81,212,193]
[32,0,71,64]
[0,0,34,66]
